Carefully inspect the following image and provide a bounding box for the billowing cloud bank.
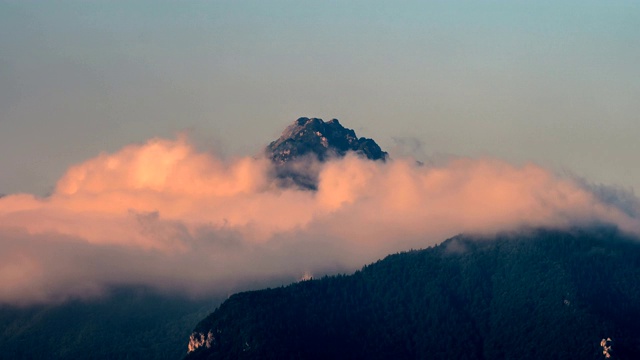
[1,136,638,305]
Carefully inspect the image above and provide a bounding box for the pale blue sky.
[1,1,639,195]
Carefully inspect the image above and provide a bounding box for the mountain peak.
[267,117,388,164]
[265,117,388,189]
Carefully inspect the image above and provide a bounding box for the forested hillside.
[186,227,640,360]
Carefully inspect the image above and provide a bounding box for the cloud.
[0,135,638,305]
[573,179,640,219]
[390,136,427,160]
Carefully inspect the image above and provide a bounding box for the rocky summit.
[265,117,387,189]
[266,117,388,163]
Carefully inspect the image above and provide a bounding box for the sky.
[1,1,639,195]
[1,1,640,305]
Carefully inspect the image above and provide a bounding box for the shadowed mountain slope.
[0,288,221,360]
[186,227,640,360]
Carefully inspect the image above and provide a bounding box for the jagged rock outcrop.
[265,117,387,189]
[267,117,387,163]
[187,331,215,353]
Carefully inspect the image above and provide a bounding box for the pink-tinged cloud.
[0,136,637,305]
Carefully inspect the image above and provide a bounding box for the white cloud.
[0,135,637,305]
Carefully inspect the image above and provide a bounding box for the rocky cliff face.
[265,117,387,189]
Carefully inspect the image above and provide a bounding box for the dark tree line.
[187,226,640,360]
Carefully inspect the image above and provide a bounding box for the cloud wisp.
[1,135,638,305]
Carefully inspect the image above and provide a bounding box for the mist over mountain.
[0,118,393,359]
[1,117,637,306]
[186,226,640,360]
[0,289,220,360]
[3,0,638,358]
[0,118,639,359]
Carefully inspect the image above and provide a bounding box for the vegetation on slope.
[186,226,640,360]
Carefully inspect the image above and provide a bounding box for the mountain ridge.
[185,226,640,360]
